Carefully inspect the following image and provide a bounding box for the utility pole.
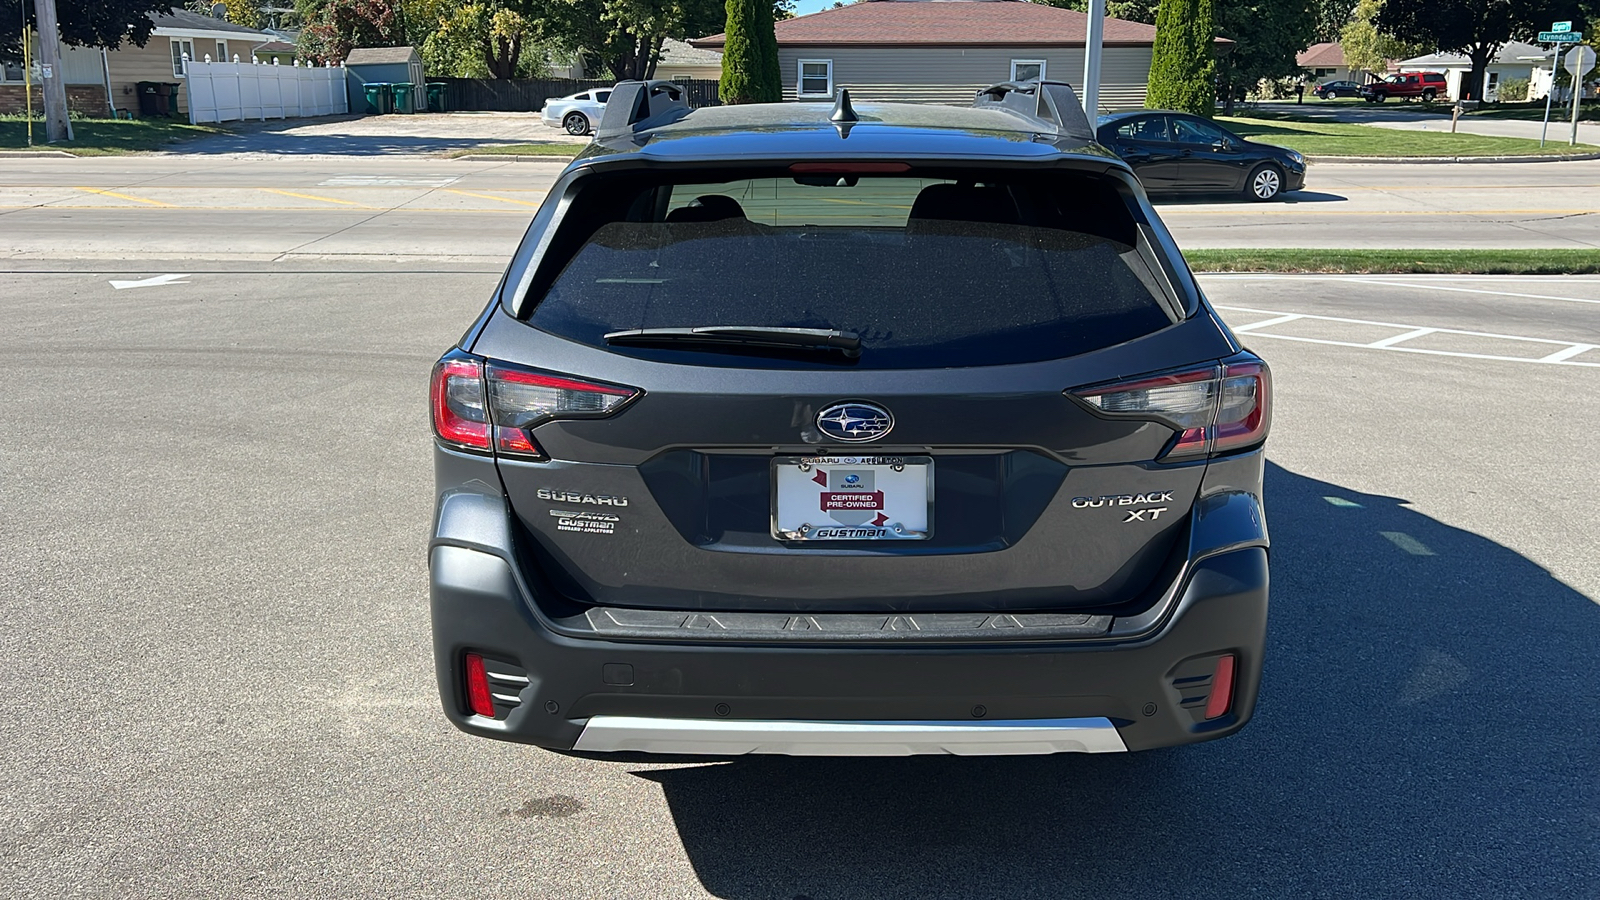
[32,0,72,143]
[1081,0,1106,117]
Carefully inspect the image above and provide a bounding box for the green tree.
[296,0,406,63]
[1147,0,1216,115]
[720,0,781,103]
[1379,0,1589,101]
[1339,0,1418,78]
[0,0,178,62]
[1215,0,1317,112]
[1311,0,1356,42]
[1030,0,1159,25]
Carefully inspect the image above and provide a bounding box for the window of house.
[1314,68,1335,77]
[798,59,833,97]
[1011,59,1046,82]
[170,39,195,76]
[2,61,22,82]
[216,41,228,62]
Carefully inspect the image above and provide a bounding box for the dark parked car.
[430,80,1271,758]
[1313,79,1363,99]
[1096,110,1307,201]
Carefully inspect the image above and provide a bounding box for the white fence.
[185,57,348,124]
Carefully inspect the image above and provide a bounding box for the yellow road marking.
[73,186,172,207]
[260,188,377,208]
[443,188,545,207]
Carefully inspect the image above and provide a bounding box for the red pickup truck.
[1361,71,1447,103]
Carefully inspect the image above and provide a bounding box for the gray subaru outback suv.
[429,80,1270,757]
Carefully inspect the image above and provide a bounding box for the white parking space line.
[1203,274,1600,306]
[1215,305,1600,368]
[1366,327,1437,348]
[1232,313,1304,332]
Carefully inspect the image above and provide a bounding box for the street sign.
[1565,44,1597,78]
[1552,21,1572,32]
[1540,31,1584,42]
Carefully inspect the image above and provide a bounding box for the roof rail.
[973,80,1095,143]
[596,80,690,141]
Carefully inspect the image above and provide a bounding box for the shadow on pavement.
[635,461,1599,898]
[1155,189,1347,206]
[164,115,561,156]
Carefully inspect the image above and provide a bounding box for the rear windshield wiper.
[603,326,862,358]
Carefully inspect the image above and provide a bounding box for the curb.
[1307,151,1600,164]
[450,153,577,162]
[0,149,76,158]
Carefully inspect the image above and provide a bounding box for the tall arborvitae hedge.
[1145,0,1217,117]
[720,0,782,104]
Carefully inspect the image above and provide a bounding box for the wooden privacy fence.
[185,57,349,124]
[433,77,722,112]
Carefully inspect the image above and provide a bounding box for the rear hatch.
[467,163,1241,612]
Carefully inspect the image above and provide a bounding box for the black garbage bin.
[136,81,162,117]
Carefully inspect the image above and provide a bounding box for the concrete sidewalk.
[168,111,589,158]
[1254,101,1600,147]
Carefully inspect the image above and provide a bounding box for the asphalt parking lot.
[2,259,1596,898]
[3,155,1600,259]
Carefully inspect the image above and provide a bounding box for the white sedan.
[541,89,612,136]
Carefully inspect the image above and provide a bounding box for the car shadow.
[630,461,1600,898]
[1155,190,1347,205]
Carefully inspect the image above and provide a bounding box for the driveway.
[169,111,590,157]
[1251,101,1600,148]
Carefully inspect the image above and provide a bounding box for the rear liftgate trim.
[571,715,1128,756]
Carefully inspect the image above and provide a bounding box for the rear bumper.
[429,540,1269,755]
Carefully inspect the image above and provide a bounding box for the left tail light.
[431,352,641,459]
[1070,354,1271,460]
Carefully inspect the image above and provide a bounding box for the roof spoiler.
[973,80,1095,142]
[596,80,690,141]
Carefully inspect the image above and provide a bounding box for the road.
[1,260,1596,898]
[3,154,1600,255]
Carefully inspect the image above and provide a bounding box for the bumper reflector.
[1205,654,1236,720]
[464,652,495,717]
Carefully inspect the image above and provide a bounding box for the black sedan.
[1314,80,1364,99]
[1095,111,1307,201]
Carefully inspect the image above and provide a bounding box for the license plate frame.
[771,455,934,542]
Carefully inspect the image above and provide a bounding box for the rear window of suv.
[522,169,1181,369]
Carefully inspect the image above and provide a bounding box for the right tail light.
[1071,354,1271,460]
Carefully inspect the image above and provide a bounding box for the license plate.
[771,456,932,541]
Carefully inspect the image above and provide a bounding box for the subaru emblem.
[816,402,894,443]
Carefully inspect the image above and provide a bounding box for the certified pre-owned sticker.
[550,510,619,535]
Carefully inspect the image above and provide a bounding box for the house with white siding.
[690,0,1225,113]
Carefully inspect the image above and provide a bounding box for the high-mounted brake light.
[789,162,911,174]
[1071,356,1271,460]
[431,358,490,451]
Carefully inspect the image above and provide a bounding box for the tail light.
[1071,355,1270,460]
[431,352,641,459]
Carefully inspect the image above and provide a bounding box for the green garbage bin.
[426,83,448,113]
[389,82,416,114]
[363,82,391,115]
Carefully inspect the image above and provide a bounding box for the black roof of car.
[575,80,1124,168]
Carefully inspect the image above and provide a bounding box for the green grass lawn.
[1219,115,1595,157]
[1185,248,1600,275]
[0,116,224,154]
[448,142,582,158]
